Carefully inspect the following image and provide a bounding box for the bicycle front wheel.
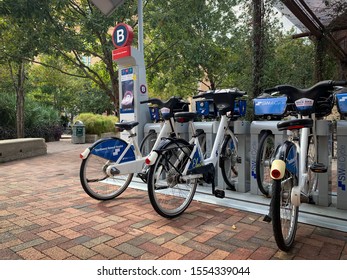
[271,171,299,251]
[220,134,238,191]
[147,139,197,218]
[80,139,134,200]
[140,131,157,156]
[256,131,275,196]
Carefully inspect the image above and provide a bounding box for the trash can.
[72,120,85,144]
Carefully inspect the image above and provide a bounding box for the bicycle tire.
[139,131,157,157]
[147,139,197,218]
[220,134,238,191]
[271,169,299,251]
[80,138,134,200]
[256,131,275,196]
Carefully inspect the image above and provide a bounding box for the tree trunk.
[339,60,347,80]
[314,38,324,82]
[252,0,263,99]
[16,62,26,138]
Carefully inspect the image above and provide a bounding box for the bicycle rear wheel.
[147,139,197,218]
[80,138,133,200]
[271,170,299,251]
[256,131,275,196]
[220,134,238,191]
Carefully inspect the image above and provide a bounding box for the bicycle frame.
[80,116,177,176]
[182,114,237,177]
[271,114,319,207]
[291,124,309,206]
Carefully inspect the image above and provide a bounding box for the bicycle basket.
[195,99,217,117]
[253,96,287,120]
[148,107,160,121]
[336,90,347,117]
[234,100,247,117]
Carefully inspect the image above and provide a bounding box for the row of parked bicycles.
[79,80,347,252]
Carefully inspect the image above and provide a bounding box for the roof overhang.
[276,0,347,62]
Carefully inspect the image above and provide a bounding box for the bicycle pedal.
[310,162,327,173]
[214,189,225,198]
[137,172,148,183]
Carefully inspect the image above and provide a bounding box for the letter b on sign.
[112,23,134,49]
[116,29,125,44]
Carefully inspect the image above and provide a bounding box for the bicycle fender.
[271,140,298,177]
[84,137,135,162]
[144,137,172,166]
[80,137,112,159]
[145,138,190,166]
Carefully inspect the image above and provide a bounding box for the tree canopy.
[0,0,341,136]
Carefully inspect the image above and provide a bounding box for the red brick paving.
[0,139,346,260]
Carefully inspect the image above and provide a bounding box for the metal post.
[138,0,144,55]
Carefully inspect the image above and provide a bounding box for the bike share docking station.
[191,99,250,192]
[250,121,287,195]
[112,23,150,143]
[250,96,289,195]
[250,96,333,207]
[336,91,347,210]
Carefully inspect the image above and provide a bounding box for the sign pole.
[138,0,144,55]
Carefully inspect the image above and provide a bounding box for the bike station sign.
[111,22,149,142]
[112,23,134,60]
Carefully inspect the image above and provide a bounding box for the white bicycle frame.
[182,114,238,178]
[80,116,178,176]
[287,116,317,207]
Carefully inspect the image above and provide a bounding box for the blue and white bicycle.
[79,96,189,200]
[264,80,346,251]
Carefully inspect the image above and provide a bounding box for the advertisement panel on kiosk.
[112,23,150,142]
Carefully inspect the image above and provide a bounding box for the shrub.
[74,113,118,136]
[0,93,16,127]
[0,93,63,141]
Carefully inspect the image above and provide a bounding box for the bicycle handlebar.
[192,88,246,100]
[264,80,347,95]
[332,80,347,87]
[140,98,163,106]
[140,96,189,108]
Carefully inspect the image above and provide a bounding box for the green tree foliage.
[0,0,66,137]
[28,55,114,118]
[0,0,342,127]
[144,0,241,98]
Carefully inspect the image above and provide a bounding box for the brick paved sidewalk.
[0,139,346,260]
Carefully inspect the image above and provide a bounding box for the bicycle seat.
[115,121,139,131]
[277,118,313,131]
[174,112,196,123]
